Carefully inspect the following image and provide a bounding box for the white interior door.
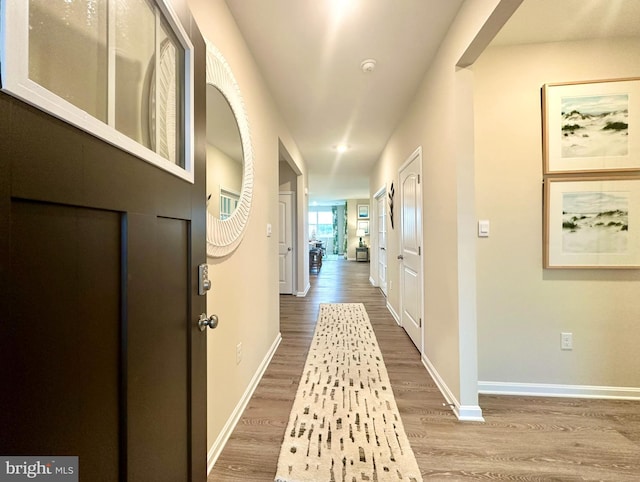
[399,149,423,352]
[278,192,294,294]
[376,193,387,296]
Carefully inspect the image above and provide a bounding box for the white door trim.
[373,186,387,296]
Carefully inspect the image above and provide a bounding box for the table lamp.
[356,228,365,247]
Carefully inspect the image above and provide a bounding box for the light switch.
[478,220,490,237]
[266,223,272,237]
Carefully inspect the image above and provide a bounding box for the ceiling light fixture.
[335,144,349,153]
[329,0,354,17]
[360,59,376,73]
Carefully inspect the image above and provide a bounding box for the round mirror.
[205,40,254,257]
[206,84,243,220]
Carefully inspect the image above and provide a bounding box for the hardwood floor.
[208,259,640,481]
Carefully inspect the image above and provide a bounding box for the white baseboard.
[207,333,283,474]
[422,354,484,422]
[457,405,485,421]
[369,276,376,286]
[386,302,400,326]
[387,305,483,421]
[479,381,640,400]
[296,283,310,297]
[346,257,356,261]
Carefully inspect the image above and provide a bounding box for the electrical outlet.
[561,332,573,350]
[236,342,242,364]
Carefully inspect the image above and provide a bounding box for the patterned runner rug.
[275,303,423,482]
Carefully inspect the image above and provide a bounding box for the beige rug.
[275,303,423,482]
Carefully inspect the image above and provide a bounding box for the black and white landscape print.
[562,191,629,254]
[561,94,629,158]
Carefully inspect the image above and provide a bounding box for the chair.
[309,248,322,273]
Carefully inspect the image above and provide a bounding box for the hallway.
[209,258,433,480]
[208,259,640,481]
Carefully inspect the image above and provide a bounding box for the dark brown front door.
[0,12,207,482]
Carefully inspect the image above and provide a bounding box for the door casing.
[375,188,388,296]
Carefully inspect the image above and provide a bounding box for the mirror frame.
[205,40,254,257]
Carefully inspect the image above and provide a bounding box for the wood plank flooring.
[208,259,640,481]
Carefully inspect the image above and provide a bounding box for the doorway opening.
[278,141,302,295]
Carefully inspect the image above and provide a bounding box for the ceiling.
[491,0,640,46]
[224,0,640,205]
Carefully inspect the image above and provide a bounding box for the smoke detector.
[360,59,376,73]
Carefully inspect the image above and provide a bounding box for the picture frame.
[542,77,640,174]
[357,220,370,236]
[357,204,370,219]
[544,176,640,269]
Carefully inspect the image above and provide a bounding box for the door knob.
[397,254,404,260]
[287,247,292,251]
[198,313,219,331]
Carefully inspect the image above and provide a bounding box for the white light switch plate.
[478,220,490,237]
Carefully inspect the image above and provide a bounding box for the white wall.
[187,0,307,466]
[474,37,640,392]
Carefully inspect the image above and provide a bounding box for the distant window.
[1,0,194,182]
[220,189,239,220]
[309,210,333,239]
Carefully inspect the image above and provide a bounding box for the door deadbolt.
[198,264,211,296]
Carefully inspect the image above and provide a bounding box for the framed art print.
[357,220,370,235]
[357,204,370,219]
[544,176,640,269]
[543,78,640,174]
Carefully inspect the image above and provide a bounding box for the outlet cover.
[236,342,242,364]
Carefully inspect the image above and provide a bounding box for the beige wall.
[474,37,640,388]
[187,0,307,462]
[370,0,503,414]
[279,161,297,192]
[370,0,640,411]
[206,143,242,218]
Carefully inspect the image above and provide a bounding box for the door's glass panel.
[155,22,184,166]
[115,0,155,149]
[29,0,108,121]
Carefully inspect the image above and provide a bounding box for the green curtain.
[332,206,338,255]
[343,204,348,256]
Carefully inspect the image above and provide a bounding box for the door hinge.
[419,318,422,327]
[418,246,421,256]
[417,174,421,184]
